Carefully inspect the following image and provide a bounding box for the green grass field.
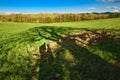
[0,18,120,80]
[0,18,120,33]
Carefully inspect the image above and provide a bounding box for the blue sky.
[0,0,120,13]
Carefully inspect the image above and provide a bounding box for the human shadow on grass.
[0,26,88,80]
[0,26,120,80]
[38,30,120,80]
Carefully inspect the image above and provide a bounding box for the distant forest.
[0,13,120,23]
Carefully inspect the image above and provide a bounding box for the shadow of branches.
[0,26,120,80]
[39,29,120,80]
[0,26,87,80]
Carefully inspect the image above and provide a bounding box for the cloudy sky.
[0,0,120,13]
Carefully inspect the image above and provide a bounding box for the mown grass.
[0,18,120,80]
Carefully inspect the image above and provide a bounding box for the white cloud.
[113,9,120,12]
[107,6,120,9]
[5,12,19,14]
[0,11,20,15]
[88,7,96,10]
[101,0,120,2]
[106,6,120,12]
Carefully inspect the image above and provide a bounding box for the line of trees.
[0,13,120,23]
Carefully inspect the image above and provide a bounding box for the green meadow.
[0,18,120,33]
[0,18,120,80]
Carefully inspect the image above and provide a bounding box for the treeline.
[0,13,120,23]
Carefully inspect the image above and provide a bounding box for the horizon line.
[0,11,119,15]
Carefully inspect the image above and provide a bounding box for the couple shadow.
[38,31,120,80]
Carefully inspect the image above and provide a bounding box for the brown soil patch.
[33,30,120,60]
[50,30,120,51]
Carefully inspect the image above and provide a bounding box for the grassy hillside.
[0,18,120,80]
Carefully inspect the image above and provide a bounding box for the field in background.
[0,18,120,80]
[0,18,120,33]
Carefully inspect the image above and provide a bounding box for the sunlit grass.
[0,18,120,34]
[0,18,120,80]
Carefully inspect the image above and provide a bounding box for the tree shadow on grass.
[88,31,120,66]
[0,26,120,80]
[27,26,88,41]
[0,26,88,80]
[39,29,120,80]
